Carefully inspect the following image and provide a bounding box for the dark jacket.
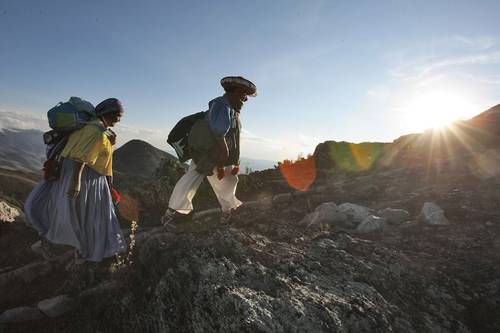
[188,97,241,175]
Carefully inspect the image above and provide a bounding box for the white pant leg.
[168,161,205,214]
[206,167,242,212]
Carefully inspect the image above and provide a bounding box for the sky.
[1,0,500,163]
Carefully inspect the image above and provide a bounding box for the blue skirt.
[24,159,127,262]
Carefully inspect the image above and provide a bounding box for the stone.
[38,295,75,318]
[0,200,20,223]
[337,203,372,226]
[0,261,53,288]
[356,215,386,233]
[193,208,220,220]
[241,200,260,209]
[0,306,45,323]
[258,195,273,208]
[272,193,292,205]
[419,202,450,225]
[121,226,475,333]
[300,202,351,228]
[377,208,410,225]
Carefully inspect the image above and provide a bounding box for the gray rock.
[122,229,474,333]
[378,208,410,225]
[301,202,351,228]
[193,208,220,220]
[258,195,273,208]
[0,306,45,323]
[356,215,386,233]
[419,202,450,225]
[0,200,20,223]
[272,193,292,204]
[80,281,119,298]
[337,202,372,226]
[38,295,75,318]
[0,251,73,289]
[241,200,260,209]
[0,261,52,288]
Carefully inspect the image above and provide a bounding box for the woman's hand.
[67,179,81,198]
[67,161,85,198]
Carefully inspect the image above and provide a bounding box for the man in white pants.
[161,76,257,230]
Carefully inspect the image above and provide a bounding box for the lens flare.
[279,156,316,191]
[118,194,140,222]
[327,142,383,172]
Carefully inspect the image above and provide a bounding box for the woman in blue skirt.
[25,98,127,263]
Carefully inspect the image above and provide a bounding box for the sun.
[402,91,476,132]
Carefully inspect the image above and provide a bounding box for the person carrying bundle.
[25,98,126,263]
[161,76,257,230]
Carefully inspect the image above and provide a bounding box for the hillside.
[113,139,179,179]
[313,104,500,176]
[0,128,45,173]
[1,104,500,332]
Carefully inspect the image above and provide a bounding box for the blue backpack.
[42,97,95,180]
[47,97,95,131]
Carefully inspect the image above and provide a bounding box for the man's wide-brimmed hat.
[220,76,257,97]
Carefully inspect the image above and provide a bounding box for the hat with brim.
[221,76,257,97]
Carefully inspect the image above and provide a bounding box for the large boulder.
[0,306,44,323]
[300,202,350,228]
[356,215,386,233]
[38,295,75,318]
[79,230,474,332]
[336,203,372,227]
[378,208,410,225]
[419,202,450,226]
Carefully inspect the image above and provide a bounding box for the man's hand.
[217,167,225,180]
[231,166,240,175]
[216,136,229,165]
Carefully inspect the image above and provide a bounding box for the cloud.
[0,109,315,162]
[113,123,169,151]
[388,35,500,82]
[241,128,321,161]
[364,35,500,136]
[0,109,48,131]
[452,35,497,50]
[0,108,170,152]
[367,86,390,101]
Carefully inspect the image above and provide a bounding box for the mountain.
[2,105,500,332]
[113,139,184,195]
[113,139,178,179]
[239,156,276,172]
[0,128,45,173]
[313,104,500,173]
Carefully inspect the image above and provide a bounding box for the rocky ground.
[1,157,499,332]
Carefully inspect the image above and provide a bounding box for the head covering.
[95,98,124,116]
[221,76,257,97]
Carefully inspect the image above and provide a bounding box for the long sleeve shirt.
[205,95,234,137]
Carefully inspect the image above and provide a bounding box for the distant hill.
[0,128,45,173]
[0,166,40,207]
[114,139,178,178]
[113,139,183,192]
[314,104,500,172]
[239,157,276,173]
